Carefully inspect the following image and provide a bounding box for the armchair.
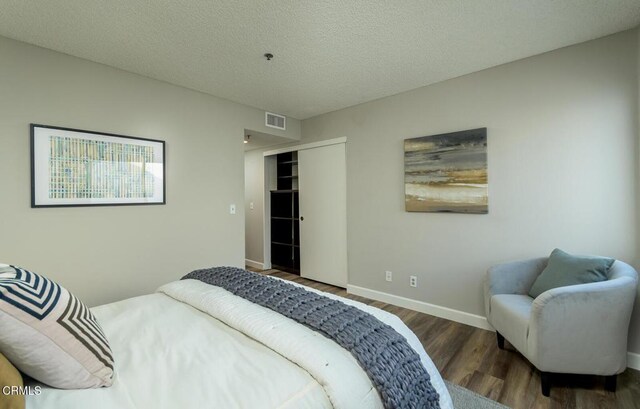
[484,257,638,396]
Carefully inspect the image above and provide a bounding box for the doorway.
[244,129,296,270]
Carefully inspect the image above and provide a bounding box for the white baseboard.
[346,284,493,331]
[628,352,640,371]
[346,284,640,371]
[244,259,265,270]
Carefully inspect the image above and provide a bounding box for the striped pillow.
[0,264,114,389]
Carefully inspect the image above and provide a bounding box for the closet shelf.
[272,241,300,248]
[270,151,300,275]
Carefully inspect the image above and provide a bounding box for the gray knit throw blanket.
[182,267,440,409]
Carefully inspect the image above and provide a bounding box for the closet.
[269,152,300,274]
[264,139,347,287]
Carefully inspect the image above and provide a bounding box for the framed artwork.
[404,128,487,214]
[31,124,165,208]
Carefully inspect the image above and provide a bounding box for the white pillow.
[0,264,114,389]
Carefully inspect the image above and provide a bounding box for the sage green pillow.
[528,249,614,298]
[0,351,24,409]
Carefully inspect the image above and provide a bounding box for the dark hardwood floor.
[247,267,640,409]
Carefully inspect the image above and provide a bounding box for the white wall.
[632,28,640,357]
[302,30,640,353]
[244,149,265,265]
[0,36,300,306]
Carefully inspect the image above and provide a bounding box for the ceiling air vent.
[265,112,286,130]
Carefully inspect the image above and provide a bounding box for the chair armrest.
[484,257,547,317]
[527,276,638,374]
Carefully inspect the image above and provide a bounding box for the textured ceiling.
[0,1,639,119]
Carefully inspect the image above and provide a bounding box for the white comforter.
[26,278,452,409]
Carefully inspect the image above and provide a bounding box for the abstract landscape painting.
[404,128,488,214]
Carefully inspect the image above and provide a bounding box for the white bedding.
[26,278,452,409]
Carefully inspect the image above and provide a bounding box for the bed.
[22,269,453,409]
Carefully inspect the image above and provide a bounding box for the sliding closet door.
[298,143,347,287]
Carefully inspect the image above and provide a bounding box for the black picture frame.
[30,124,166,208]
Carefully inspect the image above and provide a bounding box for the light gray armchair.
[484,257,638,396]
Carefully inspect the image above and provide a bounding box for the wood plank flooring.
[248,267,640,409]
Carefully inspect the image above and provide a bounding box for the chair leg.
[540,372,551,397]
[496,332,505,350]
[604,375,617,392]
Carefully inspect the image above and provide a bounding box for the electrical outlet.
[409,276,417,288]
[385,271,393,282]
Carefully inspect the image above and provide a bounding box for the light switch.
[250,202,254,210]
[229,204,236,214]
